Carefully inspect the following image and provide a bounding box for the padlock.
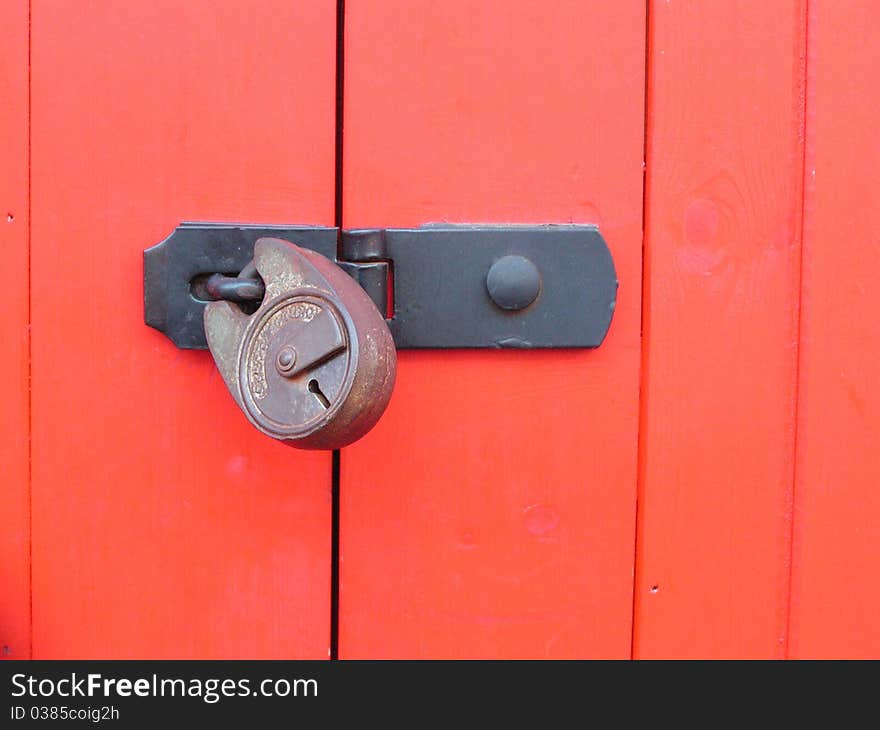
[203,237,396,450]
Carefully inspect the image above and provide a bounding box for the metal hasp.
[144,223,618,350]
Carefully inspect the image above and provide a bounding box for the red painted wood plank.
[339,0,645,658]
[29,1,336,658]
[0,0,31,661]
[789,0,880,658]
[634,0,806,658]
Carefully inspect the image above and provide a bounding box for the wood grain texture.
[0,0,31,660]
[339,0,645,658]
[29,0,336,658]
[789,0,880,658]
[633,0,806,658]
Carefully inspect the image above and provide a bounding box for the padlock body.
[204,238,396,450]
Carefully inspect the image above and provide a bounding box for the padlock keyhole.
[308,379,331,409]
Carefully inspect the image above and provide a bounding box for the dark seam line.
[784,0,812,660]
[330,449,340,660]
[330,0,345,662]
[630,0,652,661]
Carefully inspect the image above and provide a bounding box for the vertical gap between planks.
[334,0,345,231]
[330,449,340,659]
[785,0,814,659]
[630,0,653,660]
[330,0,345,662]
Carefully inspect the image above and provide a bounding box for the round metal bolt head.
[486,255,542,311]
[275,345,297,375]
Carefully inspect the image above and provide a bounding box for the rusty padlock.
[203,238,396,450]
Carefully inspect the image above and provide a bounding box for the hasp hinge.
[337,229,391,318]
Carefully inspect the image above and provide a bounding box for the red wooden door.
[26,0,337,658]
[339,0,646,658]
[4,0,880,661]
[634,0,805,658]
[0,0,30,662]
[632,0,880,659]
[788,0,880,658]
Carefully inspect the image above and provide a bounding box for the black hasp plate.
[144,223,618,350]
